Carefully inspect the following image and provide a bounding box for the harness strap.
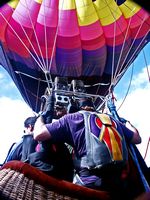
[80,111,93,169]
[97,113,112,126]
[79,111,127,169]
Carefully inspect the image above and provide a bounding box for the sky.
[0,43,150,167]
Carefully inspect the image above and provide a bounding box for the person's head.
[54,104,68,119]
[24,116,37,133]
[76,97,95,111]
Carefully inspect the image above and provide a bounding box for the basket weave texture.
[0,168,77,200]
[0,161,110,200]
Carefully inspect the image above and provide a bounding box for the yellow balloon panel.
[119,0,141,18]
[8,0,19,8]
[94,0,122,25]
[75,0,98,26]
[59,0,76,10]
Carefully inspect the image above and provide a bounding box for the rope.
[24,0,47,70]
[143,49,150,83]
[17,72,33,109]
[144,137,150,160]
[117,62,134,111]
[0,12,45,70]
[110,3,149,89]
[43,0,49,70]
[112,8,133,82]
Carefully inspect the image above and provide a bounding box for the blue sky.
[114,43,150,166]
[114,44,150,96]
[0,43,150,166]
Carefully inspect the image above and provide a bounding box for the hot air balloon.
[0,1,150,199]
[0,0,149,112]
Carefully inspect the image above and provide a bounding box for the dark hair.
[24,116,37,128]
[77,98,94,109]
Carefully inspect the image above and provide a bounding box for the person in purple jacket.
[34,97,141,198]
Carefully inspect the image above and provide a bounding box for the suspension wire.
[43,0,67,90]
[35,78,41,112]
[16,71,44,113]
[0,0,56,110]
[100,0,133,99]
[83,1,148,111]
[43,0,49,70]
[93,0,119,100]
[107,0,132,87]
[8,0,47,70]
[144,137,150,160]
[0,12,45,70]
[79,0,100,86]
[17,72,33,109]
[110,1,149,87]
[26,0,55,91]
[112,10,133,81]
[138,48,149,160]
[117,62,134,111]
[97,1,149,104]
[16,69,52,110]
[48,0,64,74]
[114,9,148,81]
[119,45,150,86]
[115,14,149,81]
[24,0,47,70]
[42,0,54,93]
[1,1,149,111]
[44,71,53,91]
[110,2,117,85]
[93,1,125,109]
[115,32,149,87]
[0,9,47,111]
[84,1,104,96]
[114,37,149,111]
[15,70,48,82]
[143,48,150,82]
[46,0,84,91]
[116,31,149,84]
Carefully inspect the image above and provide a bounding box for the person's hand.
[120,117,127,124]
[40,111,49,123]
[107,99,116,112]
[46,91,55,111]
[40,91,55,123]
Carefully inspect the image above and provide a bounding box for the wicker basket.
[0,168,78,200]
[0,161,110,200]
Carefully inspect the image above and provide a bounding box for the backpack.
[80,111,128,170]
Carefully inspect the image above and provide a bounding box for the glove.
[68,98,79,113]
[41,91,55,123]
[107,99,121,121]
[107,99,116,112]
[120,117,127,124]
[46,91,55,112]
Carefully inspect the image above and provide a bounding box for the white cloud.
[0,97,33,163]
[0,68,18,96]
[116,66,150,167]
[0,72,4,79]
[131,66,150,89]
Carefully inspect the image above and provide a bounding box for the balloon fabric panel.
[0,0,149,112]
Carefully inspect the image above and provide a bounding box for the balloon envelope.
[0,0,149,112]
